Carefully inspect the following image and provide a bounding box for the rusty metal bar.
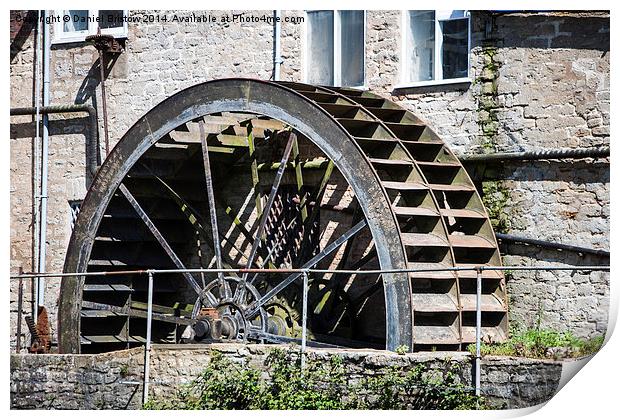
[97,48,110,154]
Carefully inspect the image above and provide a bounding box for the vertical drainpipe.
[273,10,282,81]
[37,9,51,309]
[32,11,42,317]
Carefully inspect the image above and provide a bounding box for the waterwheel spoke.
[118,183,217,307]
[222,200,272,267]
[292,136,308,222]
[141,163,256,267]
[247,216,298,285]
[242,131,296,278]
[295,160,334,266]
[325,204,364,299]
[247,122,263,218]
[199,121,224,283]
[248,163,326,280]
[221,279,233,299]
[245,219,367,318]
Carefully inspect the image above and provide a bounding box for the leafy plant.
[395,345,409,355]
[145,348,483,410]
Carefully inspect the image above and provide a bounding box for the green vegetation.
[482,180,511,233]
[119,364,129,377]
[394,344,409,355]
[144,348,483,410]
[476,46,500,154]
[474,46,512,233]
[467,328,604,359]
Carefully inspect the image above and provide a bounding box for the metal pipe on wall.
[459,146,610,163]
[36,9,51,312]
[273,10,282,81]
[496,233,610,258]
[32,10,43,321]
[10,105,101,177]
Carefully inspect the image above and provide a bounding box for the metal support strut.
[475,267,482,399]
[301,271,309,371]
[142,271,154,406]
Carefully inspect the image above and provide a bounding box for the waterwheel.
[58,79,508,354]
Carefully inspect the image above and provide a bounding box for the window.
[305,10,365,87]
[401,10,471,86]
[54,10,127,44]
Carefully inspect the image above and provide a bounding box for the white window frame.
[53,10,128,44]
[303,10,367,89]
[397,10,471,88]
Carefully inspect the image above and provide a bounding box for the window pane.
[437,10,466,20]
[407,11,435,82]
[99,10,124,29]
[441,18,468,79]
[307,11,334,85]
[63,10,88,33]
[339,11,364,87]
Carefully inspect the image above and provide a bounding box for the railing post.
[301,270,309,371]
[16,267,23,353]
[142,270,154,406]
[475,266,482,399]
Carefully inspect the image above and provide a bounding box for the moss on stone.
[476,46,500,153]
[482,181,511,234]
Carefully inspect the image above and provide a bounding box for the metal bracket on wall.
[86,30,124,156]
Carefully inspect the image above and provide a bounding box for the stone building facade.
[9,10,610,349]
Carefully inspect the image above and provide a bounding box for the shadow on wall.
[493,14,610,51]
[10,118,96,188]
[390,81,471,97]
[74,52,120,106]
[504,160,610,183]
[467,160,610,184]
[498,242,610,267]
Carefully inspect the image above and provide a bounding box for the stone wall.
[10,343,562,410]
[9,10,610,347]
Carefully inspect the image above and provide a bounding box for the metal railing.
[9,264,610,404]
